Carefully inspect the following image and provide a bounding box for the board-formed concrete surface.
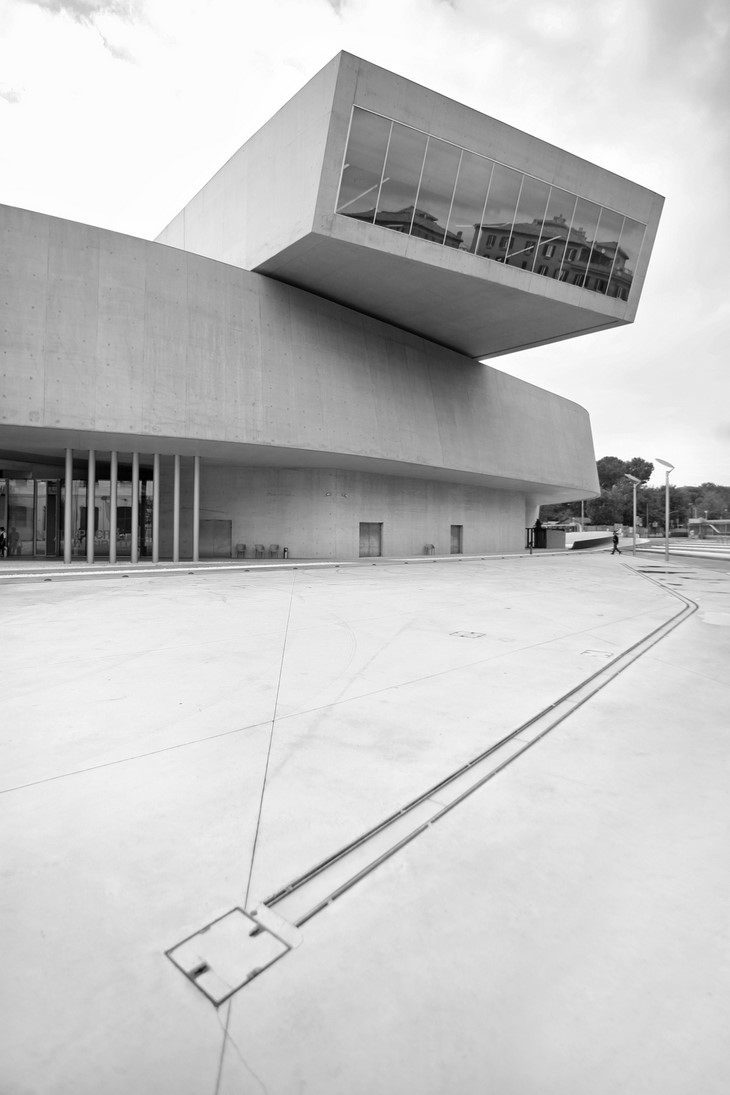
[1,552,728,1093]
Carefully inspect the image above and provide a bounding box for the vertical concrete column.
[193,455,200,563]
[152,452,160,564]
[173,454,180,563]
[109,451,118,565]
[86,450,95,564]
[131,453,139,564]
[63,447,73,565]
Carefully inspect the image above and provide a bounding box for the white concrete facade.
[158,52,663,359]
[156,464,528,560]
[1,53,664,562]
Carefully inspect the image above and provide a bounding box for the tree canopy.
[596,456,653,490]
[540,457,730,528]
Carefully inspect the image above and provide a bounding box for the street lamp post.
[655,458,675,565]
[624,473,640,557]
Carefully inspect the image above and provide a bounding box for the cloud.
[98,32,134,60]
[21,0,142,59]
[21,0,139,23]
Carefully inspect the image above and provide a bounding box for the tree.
[624,457,653,484]
[537,503,580,523]
[540,456,728,529]
[595,456,653,493]
[586,492,622,526]
[595,456,628,491]
[635,484,689,530]
[694,488,729,520]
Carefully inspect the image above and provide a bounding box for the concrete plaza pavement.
[1,549,728,1093]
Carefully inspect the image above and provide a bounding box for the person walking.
[0,526,6,557]
[611,530,621,555]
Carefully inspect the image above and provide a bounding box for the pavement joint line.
[0,715,272,796]
[2,572,680,795]
[187,567,697,998]
[243,571,297,911]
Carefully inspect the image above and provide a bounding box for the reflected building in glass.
[0,53,663,563]
[336,105,646,306]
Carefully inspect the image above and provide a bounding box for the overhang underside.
[0,427,597,505]
[254,231,627,359]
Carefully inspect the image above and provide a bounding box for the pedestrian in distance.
[0,526,6,557]
[611,530,621,555]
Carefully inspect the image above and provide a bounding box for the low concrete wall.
[567,531,613,550]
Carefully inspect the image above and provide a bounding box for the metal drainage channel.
[167,567,698,1006]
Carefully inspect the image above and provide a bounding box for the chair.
[268,544,279,558]
[235,543,246,558]
[254,544,265,558]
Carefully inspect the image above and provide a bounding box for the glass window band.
[336,106,646,303]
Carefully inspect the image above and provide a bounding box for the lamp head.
[624,473,641,484]
[655,458,675,471]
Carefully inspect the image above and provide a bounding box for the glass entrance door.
[35,480,60,556]
[1,478,61,558]
[1,469,153,560]
[7,479,34,556]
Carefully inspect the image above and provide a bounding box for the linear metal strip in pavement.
[167,567,697,1004]
[258,568,697,931]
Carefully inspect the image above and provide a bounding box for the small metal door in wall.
[359,522,382,557]
[450,524,463,554]
[200,519,232,558]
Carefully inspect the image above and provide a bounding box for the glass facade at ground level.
[0,475,153,559]
[337,107,646,301]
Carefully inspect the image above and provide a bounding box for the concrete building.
[0,53,663,563]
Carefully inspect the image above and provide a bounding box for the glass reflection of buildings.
[337,106,644,302]
[348,205,464,248]
[472,216,634,300]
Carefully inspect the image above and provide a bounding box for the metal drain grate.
[166,905,301,1006]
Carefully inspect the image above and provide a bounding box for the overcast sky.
[1,0,728,488]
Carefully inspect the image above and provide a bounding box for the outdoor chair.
[268,544,279,558]
[254,544,265,558]
[235,543,246,558]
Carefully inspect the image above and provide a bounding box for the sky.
[1,0,728,489]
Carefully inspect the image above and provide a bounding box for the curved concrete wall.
[157,463,527,559]
[0,206,598,504]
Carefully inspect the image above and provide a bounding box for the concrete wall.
[0,206,599,502]
[153,51,663,357]
[325,54,662,229]
[157,51,662,297]
[157,463,526,559]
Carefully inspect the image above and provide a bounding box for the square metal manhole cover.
[451,631,487,638]
[167,907,290,1006]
